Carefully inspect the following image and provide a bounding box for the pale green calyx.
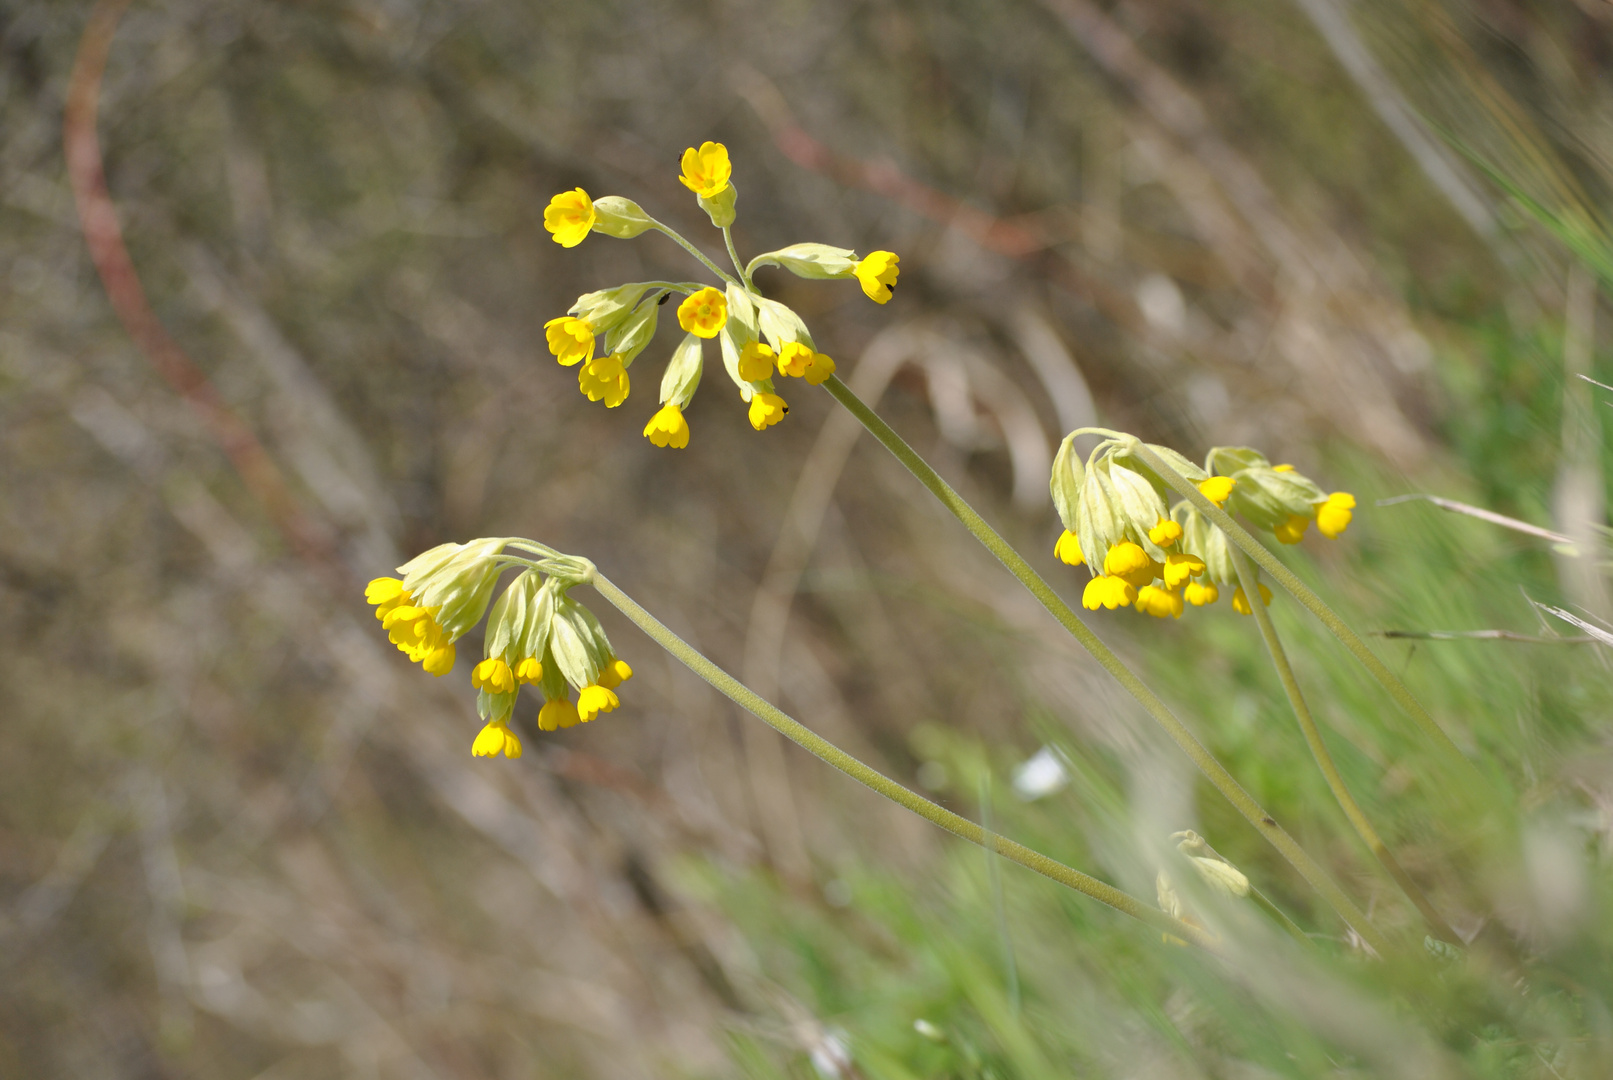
[397,538,508,636]
[1173,502,1234,584]
[549,593,618,688]
[590,196,656,239]
[1050,431,1086,532]
[604,294,664,366]
[660,332,704,408]
[571,282,656,334]
[755,296,815,352]
[698,182,738,228]
[748,242,859,280]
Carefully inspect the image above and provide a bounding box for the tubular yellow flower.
[579,354,631,407]
[737,341,776,382]
[1149,519,1183,547]
[367,577,408,618]
[1135,585,1184,619]
[577,684,620,722]
[1054,529,1084,565]
[472,720,522,759]
[598,658,633,690]
[748,392,789,430]
[544,188,596,248]
[472,658,515,694]
[679,141,733,199]
[1273,464,1295,472]
[1184,580,1219,607]
[538,697,581,731]
[853,251,900,303]
[515,657,544,684]
[1273,514,1311,545]
[776,341,813,377]
[1102,541,1158,586]
[1232,582,1273,616]
[544,316,595,366]
[1316,491,1356,539]
[803,351,836,386]
[678,287,728,338]
[1082,574,1137,610]
[1198,476,1236,508]
[1162,552,1205,589]
[372,585,456,676]
[643,403,691,448]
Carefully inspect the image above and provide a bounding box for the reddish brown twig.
[65,0,331,562]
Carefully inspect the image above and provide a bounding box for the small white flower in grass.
[1012,745,1069,801]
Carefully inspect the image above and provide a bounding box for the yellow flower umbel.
[544,188,596,248]
[853,251,900,303]
[367,550,637,759]
[678,287,728,338]
[533,139,897,456]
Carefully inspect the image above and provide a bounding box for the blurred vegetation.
[6,0,1613,1076]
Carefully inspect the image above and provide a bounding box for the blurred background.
[6,0,1613,1076]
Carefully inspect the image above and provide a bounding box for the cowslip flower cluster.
[367,541,631,760]
[1050,431,1355,618]
[539,140,899,448]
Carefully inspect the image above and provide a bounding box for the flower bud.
[589,196,656,239]
[755,296,816,352]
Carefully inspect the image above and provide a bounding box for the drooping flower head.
[544,188,596,248]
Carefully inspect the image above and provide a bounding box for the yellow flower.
[1162,552,1205,589]
[538,697,581,731]
[579,354,631,407]
[544,188,596,248]
[1232,582,1273,616]
[1316,491,1356,539]
[1273,514,1310,545]
[737,341,776,382]
[1082,574,1136,610]
[1102,541,1158,586]
[515,657,544,684]
[1054,529,1084,566]
[544,316,595,366]
[1135,585,1184,619]
[776,341,814,378]
[1184,580,1219,606]
[597,658,633,690]
[1198,476,1235,508]
[369,577,456,676]
[679,141,733,199]
[1149,519,1183,547]
[803,351,836,386]
[472,657,515,694]
[748,392,789,430]
[1273,464,1295,473]
[678,287,727,338]
[577,684,620,722]
[853,251,899,303]
[643,403,691,448]
[472,720,522,759]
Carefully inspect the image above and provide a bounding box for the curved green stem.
[586,572,1220,951]
[722,226,753,291]
[1228,546,1460,944]
[1126,442,1468,765]
[819,375,1392,957]
[649,221,739,287]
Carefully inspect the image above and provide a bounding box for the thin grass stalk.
[1127,441,1468,764]
[818,375,1392,957]
[586,572,1219,950]
[1228,545,1461,944]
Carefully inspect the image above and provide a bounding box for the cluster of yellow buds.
[1050,431,1354,619]
[539,141,899,448]
[367,541,631,759]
